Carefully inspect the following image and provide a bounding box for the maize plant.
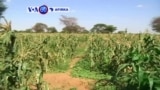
[82,34,111,73]
[16,33,82,72]
[114,34,160,90]
[1,18,160,90]
[77,33,160,90]
[0,17,49,90]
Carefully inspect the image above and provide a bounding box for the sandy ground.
[43,58,95,90]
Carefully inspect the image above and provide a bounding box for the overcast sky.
[2,0,160,33]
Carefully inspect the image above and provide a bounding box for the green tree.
[25,28,32,33]
[32,23,48,32]
[117,29,127,34]
[0,1,7,32]
[61,25,78,33]
[117,31,127,34]
[91,23,117,33]
[0,0,7,16]
[61,25,87,33]
[47,27,57,33]
[151,16,160,32]
[60,15,86,33]
[81,27,89,33]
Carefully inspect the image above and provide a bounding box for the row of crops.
[83,34,160,90]
[0,30,160,90]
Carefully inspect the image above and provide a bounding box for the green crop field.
[0,30,160,90]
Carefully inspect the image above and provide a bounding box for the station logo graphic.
[27,5,70,14]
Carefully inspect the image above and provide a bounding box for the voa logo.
[27,5,70,14]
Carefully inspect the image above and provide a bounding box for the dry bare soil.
[43,58,95,90]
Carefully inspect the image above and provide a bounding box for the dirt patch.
[43,57,95,90]
[69,58,81,69]
[44,73,94,90]
[66,57,82,75]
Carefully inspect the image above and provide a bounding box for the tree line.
[15,15,117,33]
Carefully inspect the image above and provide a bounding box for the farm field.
[0,32,160,90]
